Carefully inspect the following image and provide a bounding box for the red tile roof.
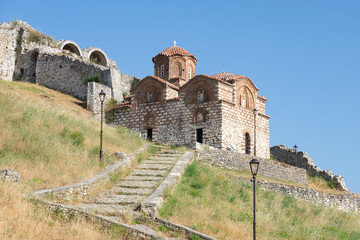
[212,72,245,82]
[113,102,131,109]
[153,46,197,62]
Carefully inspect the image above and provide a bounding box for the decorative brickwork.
[110,46,270,158]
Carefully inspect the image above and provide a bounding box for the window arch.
[239,87,254,110]
[188,66,192,79]
[160,65,165,79]
[245,132,251,154]
[176,63,182,77]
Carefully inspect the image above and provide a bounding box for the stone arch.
[82,47,109,67]
[193,108,207,123]
[238,86,254,110]
[27,50,39,83]
[57,40,82,57]
[184,79,215,104]
[245,132,251,154]
[143,112,156,127]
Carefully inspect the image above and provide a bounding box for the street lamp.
[250,159,260,240]
[253,108,258,156]
[293,144,298,153]
[99,90,106,163]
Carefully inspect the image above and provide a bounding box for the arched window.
[245,132,251,154]
[197,90,205,102]
[146,91,153,102]
[188,66,192,79]
[177,63,182,77]
[160,65,165,79]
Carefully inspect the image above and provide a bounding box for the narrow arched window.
[188,66,192,79]
[197,90,205,102]
[160,65,165,79]
[245,132,251,154]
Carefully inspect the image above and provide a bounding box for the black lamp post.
[99,90,106,162]
[250,159,260,240]
[293,144,298,153]
[253,108,258,156]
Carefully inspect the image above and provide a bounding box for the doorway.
[196,128,203,143]
[147,128,153,141]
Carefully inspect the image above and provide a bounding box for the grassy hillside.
[0,79,143,190]
[159,162,360,240]
[0,79,144,239]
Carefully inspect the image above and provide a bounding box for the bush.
[28,31,42,43]
[82,74,102,84]
[130,77,139,89]
[60,127,85,146]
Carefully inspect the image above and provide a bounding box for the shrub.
[60,127,85,146]
[28,31,42,43]
[130,77,139,89]
[15,28,24,54]
[82,74,102,84]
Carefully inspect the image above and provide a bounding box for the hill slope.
[0,79,144,239]
[159,162,360,240]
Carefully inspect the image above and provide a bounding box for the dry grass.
[0,80,144,191]
[159,162,360,240]
[0,183,125,239]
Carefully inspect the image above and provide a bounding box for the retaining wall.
[196,143,308,185]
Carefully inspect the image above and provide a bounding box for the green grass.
[159,162,360,240]
[0,79,144,190]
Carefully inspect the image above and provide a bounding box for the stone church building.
[111,45,270,158]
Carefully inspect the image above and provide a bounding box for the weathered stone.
[125,175,163,181]
[271,145,349,191]
[116,181,159,188]
[137,164,172,170]
[132,169,167,177]
[0,169,20,182]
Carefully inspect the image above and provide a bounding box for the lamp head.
[99,90,106,103]
[249,159,260,176]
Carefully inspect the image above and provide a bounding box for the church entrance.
[147,128,153,141]
[196,128,203,143]
[245,132,251,154]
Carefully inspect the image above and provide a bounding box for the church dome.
[152,46,197,62]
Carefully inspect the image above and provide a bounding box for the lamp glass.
[99,90,106,102]
[250,159,260,176]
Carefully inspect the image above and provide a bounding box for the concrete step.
[142,160,174,165]
[116,180,159,188]
[132,169,167,177]
[95,194,144,204]
[125,175,163,181]
[109,187,154,195]
[137,164,172,170]
[75,204,134,217]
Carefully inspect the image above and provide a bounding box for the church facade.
[110,45,270,158]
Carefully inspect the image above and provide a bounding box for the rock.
[0,169,20,182]
[112,152,126,160]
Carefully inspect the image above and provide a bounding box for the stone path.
[74,145,181,221]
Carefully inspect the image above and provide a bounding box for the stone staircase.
[74,145,181,221]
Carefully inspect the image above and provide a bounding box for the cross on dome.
[173,40,177,46]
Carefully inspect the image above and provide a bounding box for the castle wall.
[271,145,348,191]
[87,82,112,113]
[0,26,17,81]
[36,53,106,101]
[196,144,308,185]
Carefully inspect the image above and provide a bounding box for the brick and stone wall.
[270,145,348,191]
[197,144,308,185]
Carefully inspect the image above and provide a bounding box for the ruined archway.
[82,47,109,67]
[57,40,82,57]
[27,50,39,83]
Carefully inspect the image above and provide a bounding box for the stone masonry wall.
[0,25,17,81]
[87,82,112,114]
[255,180,360,213]
[197,144,308,185]
[36,53,106,101]
[271,145,349,191]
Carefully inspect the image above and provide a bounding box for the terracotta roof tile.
[147,76,180,90]
[153,46,197,62]
[212,72,245,82]
[113,102,131,109]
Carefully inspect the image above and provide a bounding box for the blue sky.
[1,0,360,192]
